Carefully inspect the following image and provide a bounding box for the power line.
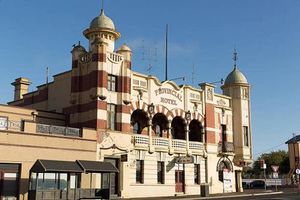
[253,142,286,157]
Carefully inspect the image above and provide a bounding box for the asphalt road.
[220,192,300,200]
[128,189,300,200]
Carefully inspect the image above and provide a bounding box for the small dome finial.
[101,0,104,12]
[233,48,238,69]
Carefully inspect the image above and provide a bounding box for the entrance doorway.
[175,170,184,193]
[0,164,20,200]
[102,158,119,197]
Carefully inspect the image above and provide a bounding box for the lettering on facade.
[217,99,226,106]
[160,97,177,105]
[155,88,182,105]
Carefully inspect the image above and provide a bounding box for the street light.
[185,110,191,122]
[148,103,155,115]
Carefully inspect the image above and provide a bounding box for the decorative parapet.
[36,124,81,137]
[0,118,22,131]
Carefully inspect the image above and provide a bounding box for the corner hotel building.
[0,6,253,200]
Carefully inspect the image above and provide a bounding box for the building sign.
[223,169,233,193]
[0,117,7,130]
[121,154,128,162]
[154,88,182,106]
[175,156,193,164]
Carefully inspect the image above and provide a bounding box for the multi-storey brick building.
[2,6,253,199]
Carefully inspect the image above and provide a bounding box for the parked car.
[242,181,250,189]
[249,180,265,189]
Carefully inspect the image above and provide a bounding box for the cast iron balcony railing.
[218,141,234,153]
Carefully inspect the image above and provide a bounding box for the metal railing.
[218,141,234,153]
[36,124,81,137]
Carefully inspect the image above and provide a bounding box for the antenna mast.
[165,24,168,81]
[46,67,49,86]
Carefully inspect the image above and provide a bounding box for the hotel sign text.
[154,88,183,106]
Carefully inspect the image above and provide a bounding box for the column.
[168,120,173,154]
[148,118,154,153]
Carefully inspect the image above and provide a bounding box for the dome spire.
[232,48,238,69]
[101,0,104,11]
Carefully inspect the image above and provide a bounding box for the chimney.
[11,77,31,101]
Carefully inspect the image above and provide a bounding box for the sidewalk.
[124,189,285,200]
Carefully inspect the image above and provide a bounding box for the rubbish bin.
[200,184,209,197]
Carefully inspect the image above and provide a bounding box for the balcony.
[132,134,149,150]
[189,141,204,153]
[132,134,204,155]
[152,137,169,151]
[218,142,234,154]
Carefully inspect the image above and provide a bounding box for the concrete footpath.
[125,189,287,200]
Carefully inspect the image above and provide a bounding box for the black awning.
[30,159,84,173]
[77,160,119,173]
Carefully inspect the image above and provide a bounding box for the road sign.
[263,163,267,169]
[273,172,278,179]
[271,165,279,172]
[296,168,300,175]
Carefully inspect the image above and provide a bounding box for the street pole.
[275,176,277,192]
[263,164,267,190]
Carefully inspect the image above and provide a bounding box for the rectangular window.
[243,126,249,146]
[107,104,117,130]
[157,161,165,184]
[194,164,200,184]
[108,74,117,92]
[136,160,144,184]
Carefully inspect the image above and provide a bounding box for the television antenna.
[141,40,157,74]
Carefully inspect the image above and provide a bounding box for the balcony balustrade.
[132,134,204,155]
[132,134,149,150]
[189,141,204,152]
[218,141,234,153]
[152,137,169,151]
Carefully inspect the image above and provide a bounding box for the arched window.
[133,122,139,134]
[155,125,161,136]
[152,113,168,137]
[131,109,149,134]
[171,116,186,140]
[189,120,203,142]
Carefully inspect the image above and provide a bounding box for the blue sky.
[1,0,300,158]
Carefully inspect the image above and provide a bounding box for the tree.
[243,150,290,178]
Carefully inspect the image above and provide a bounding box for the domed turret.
[117,44,132,52]
[83,9,121,52]
[90,9,115,30]
[224,66,248,85]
